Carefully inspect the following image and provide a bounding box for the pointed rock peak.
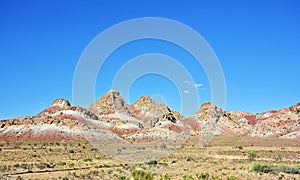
[193,102,224,120]
[134,96,156,106]
[106,89,120,96]
[97,89,124,102]
[89,89,130,115]
[198,102,219,111]
[51,98,71,108]
[289,102,300,114]
[201,102,216,107]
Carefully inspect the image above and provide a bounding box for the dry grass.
[0,136,299,179]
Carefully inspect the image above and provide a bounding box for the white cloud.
[192,83,203,88]
[183,90,191,94]
[184,80,203,89]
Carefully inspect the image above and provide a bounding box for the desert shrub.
[273,167,300,174]
[146,160,158,165]
[68,149,75,153]
[252,163,300,174]
[13,164,20,168]
[16,176,23,180]
[182,175,194,180]
[245,150,257,161]
[210,176,222,180]
[36,163,48,169]
[160,174,171,180]
[118,176,129,180]
[86,170,99,177]
[131,170,154,180]
[83,158,92,162]
[196,172,209,180]
[252,163,274,173]
[226,176,238,180]
[56,161,66,166]
[20,164,29,170]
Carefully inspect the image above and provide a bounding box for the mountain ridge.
[0,90,299,142]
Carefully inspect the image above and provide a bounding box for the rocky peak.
[134,96,155,106]
[200,102,218,110]
[132,96,169,118]
[289,103,300,114]
[195,102,223,121]
[88,89,130,115]
[51,98,71,108]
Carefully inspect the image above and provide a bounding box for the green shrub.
[226,176,238,180]
[252,163,300,174]
[252,163,274,173]
[245,150,257,161]
[118,176,129,180]
[83,158,92,162]
[210,176,222,180]
[131,170,154,180]
[182,175,194,180]
[196,172,209,180]
[160,174,171,180]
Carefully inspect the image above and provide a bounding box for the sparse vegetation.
[245,150,257,161]
[160,174,171,180]
[182,175,194,180]
[226,176,238,180]
[0,137,299,179]
[252,163,300,174]
[118,176,129,180]
[196,172,209,180]
[131,170,154,180]
[83,158,92,162]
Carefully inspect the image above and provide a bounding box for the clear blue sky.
[1,0,300,119]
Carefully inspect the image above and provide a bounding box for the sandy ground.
[0,135,299,179]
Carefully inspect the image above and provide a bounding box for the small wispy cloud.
[193,83,203,88]
[183,90,191,94]
[184,80,203,89]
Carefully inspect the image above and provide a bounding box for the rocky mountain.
[0,98,107,141]
[88,90,143,135]
[0,90,299,143]
[0,90,187,142]
[130,96,184,128]
[88,90,188,140]
[191,102,300,140]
